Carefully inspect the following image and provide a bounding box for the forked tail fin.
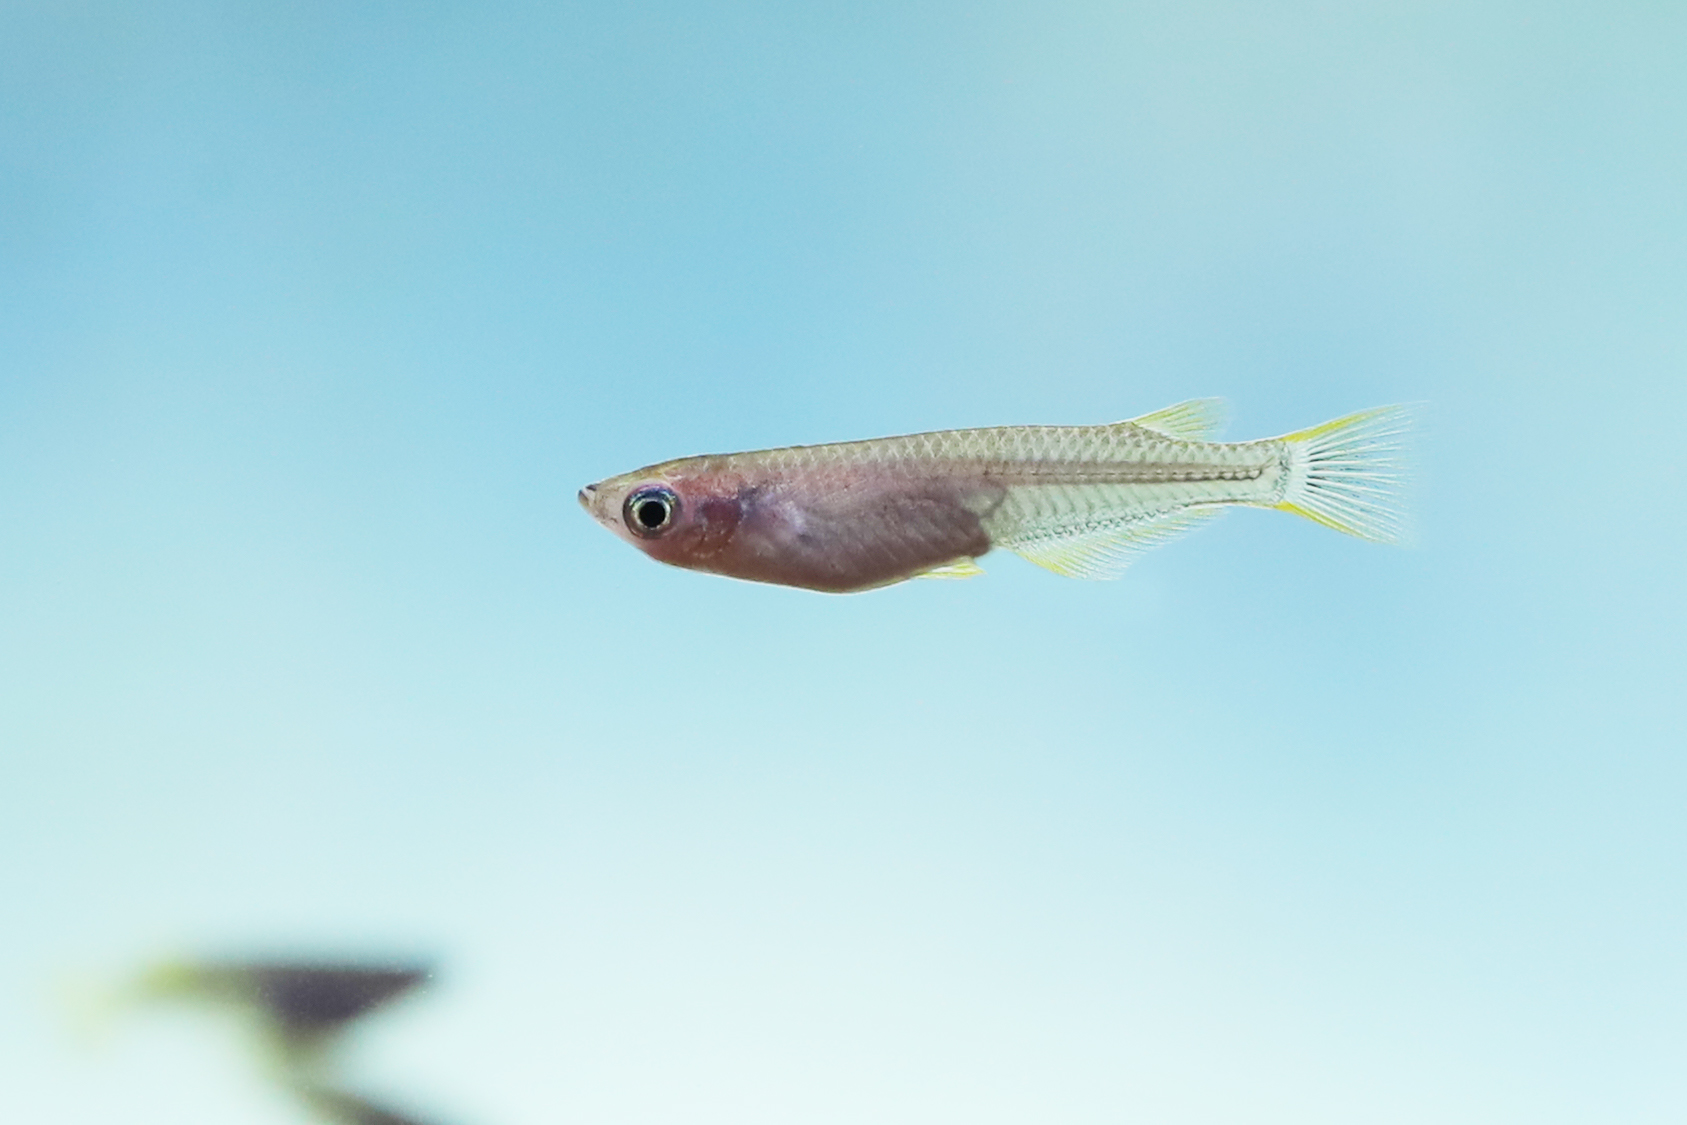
[1274,405,1416,545]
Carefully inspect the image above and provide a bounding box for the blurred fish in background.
[124,959,447,1125]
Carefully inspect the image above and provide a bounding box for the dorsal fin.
[1122,397,1229,441]
[1006,507,1223,580]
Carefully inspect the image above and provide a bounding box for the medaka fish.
[579,399,1412,593]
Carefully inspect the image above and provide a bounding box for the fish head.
[578,458,746,569]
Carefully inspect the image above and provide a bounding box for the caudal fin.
[1274,405,1416,545]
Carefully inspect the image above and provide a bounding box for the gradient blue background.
[4,2,1685,1122]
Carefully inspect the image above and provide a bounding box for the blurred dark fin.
[241,965,432,1038]
[300,1086,440,1125]
[146,961,433,1042]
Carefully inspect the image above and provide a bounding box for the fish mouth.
[577,483,597,511]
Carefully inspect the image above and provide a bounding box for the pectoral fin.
[915,557,986,580]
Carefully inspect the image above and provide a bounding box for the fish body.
[579,399,1412,593]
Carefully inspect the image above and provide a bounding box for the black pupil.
[635,497,669,530]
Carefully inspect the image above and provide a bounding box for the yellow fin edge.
[1276,404,1396,444]
[1273,500,1355,536]
[1124,397,1229,441]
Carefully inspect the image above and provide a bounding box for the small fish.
[579,398,1413,593]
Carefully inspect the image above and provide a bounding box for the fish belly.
[714,473,997,593]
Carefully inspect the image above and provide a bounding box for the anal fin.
[1007,507,1222,580]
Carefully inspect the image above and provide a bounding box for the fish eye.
[623,486,678,537]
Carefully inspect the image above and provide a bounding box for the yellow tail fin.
[1274,405,1416,545]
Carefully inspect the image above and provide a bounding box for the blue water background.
[3,3,1684,1122]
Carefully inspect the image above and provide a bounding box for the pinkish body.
[579,453,1000,592]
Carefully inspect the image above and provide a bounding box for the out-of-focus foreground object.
[131,958,445,1125]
